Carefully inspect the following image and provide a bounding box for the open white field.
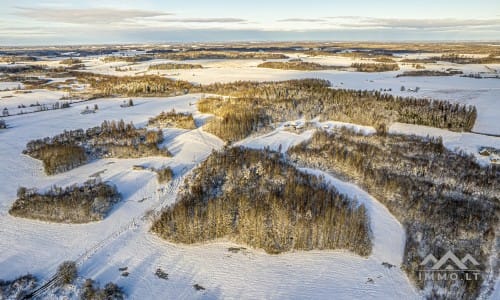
[1,54,499,299]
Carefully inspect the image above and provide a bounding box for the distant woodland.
[148,63,203,70]
[351,63,400,72]
[397,70,463,77]
[74,73,193,97]
[10,179,120,223]
[288,129,499,300]
[153,51,288,60]
[152,147,372,255]
[24,120,169,175]
[257,61,340,71]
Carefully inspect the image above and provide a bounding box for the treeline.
[76,74,193,97]
[148,63,203,70]
[198,79,476,141]
[437,54,500,64]
[402,54,500,65]
[152,147,372,255]
[351,62,400,72]
[396,70,463,77]
[102,56,151,63]
[148,109,196,129]
[154,51,288,60]
[60,58,82,65]
[24,119,169,175]
[288,129,499,299]
[10,178,121,223]
[257,61,341,71]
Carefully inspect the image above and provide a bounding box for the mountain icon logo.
[420,251,480,271]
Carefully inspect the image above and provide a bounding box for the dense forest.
[288,129,499,299]
[148,110,196,129]
[10,178,121,223]
[152,147,372,255]
[74,73,193,97]
[148,63,203,70]
[257,61,341,71]
[351,62,400,72]
[24,119,169,175]
[397,70,463,77]
[198,79,476,141]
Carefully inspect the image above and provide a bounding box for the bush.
[56,261,77,285]
[81,279,125,300]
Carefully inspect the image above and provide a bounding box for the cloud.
[327,16,500,30]
[278,18,326,23]
[14,7,172,24]
[152,17,247,23]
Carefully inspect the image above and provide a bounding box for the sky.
[0,0,499,45]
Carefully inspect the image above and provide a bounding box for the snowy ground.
[1,55,499,299]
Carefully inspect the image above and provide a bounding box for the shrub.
[56,261,77,285]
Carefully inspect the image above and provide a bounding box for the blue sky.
[1,0,499,45]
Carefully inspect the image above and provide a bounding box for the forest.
[148,110,196,129]
[396,70,463,77]
[152,147,372,255]
[23,119,169,175]
[198,79,476,141]
[351,62,400,72]
[288,129,499,300]
[74,73,193,97]
[10,178,121,223]
[153,50,288,60]
[257,61,341,71]
[148,63,203,70]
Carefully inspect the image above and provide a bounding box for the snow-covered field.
[1,55,499,299]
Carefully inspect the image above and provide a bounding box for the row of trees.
[396,70,463,77]
[152,147,372,255]
[351,62,400,72]
[288,129,499,299]
[10,178,121,223]
[24,119,169,175]
[148,63,203,70]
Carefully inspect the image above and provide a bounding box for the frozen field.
[0,55,499,299]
